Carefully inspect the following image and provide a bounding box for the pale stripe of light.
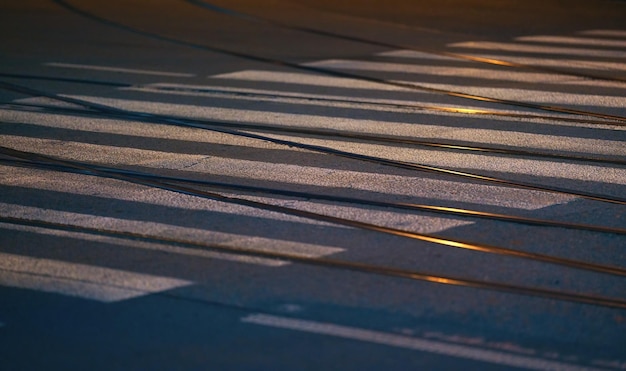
[45,62,195,77]
[5,101,625,202]
[579,30,626,38]
[0,204,344,262]
[463,54,626,73]
[394,81,625,108]
[210,70,408,91]
[251,61,625,108]
[448,41,626,59]
[376,50,463,61]
[0,154,568,213]
[242,314,603,371]
[9,96,626,160]
[6,98,283,148]
[304,59,567,83]
[516,35,626,48]
[7,96,626,166]
[0,218,287,268]
[265,133,626,185]
[0,133,209,168]
[8,118,620,190]
[0,252,192,302]
[380,50,626,75]
[6,95,522,141]
[123,82,513,114]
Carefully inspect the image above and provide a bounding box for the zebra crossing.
[1,28,625,306]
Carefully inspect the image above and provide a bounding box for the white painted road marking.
[45,62,195,77]
[579,30,626,38]
[241,314,605,371]
[124,81,523,115]
[0,252,192,302]
[210,70,408,90]
[0,203,344,266]
[380,50,626,74]
[515,35,626,48]
[304,59,568,83]
[448,41,626,58]
[392,81,625,108]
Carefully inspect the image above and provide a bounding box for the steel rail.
[1,79,625,206]
[50,0,626,123]
[1,145,625,278]
[3,157,626,236]
[1,215,625,309]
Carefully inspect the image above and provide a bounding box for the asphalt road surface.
[1,0,626,370]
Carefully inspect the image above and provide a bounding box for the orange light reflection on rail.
[447,108,493,114]
[470,57,519,67]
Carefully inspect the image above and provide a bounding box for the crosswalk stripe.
[459,55,626,73]
[303,59,568,83]
[390,81,625,108]
[210,70,410,91]
[515,35,626,48]
[0,152,574,211]
[45,62,195,77]
[579,29,626,38]
[0,205,337,267]
[380,50,626,76]
[448,41,626,59]
[0,251,192,302]
[376,50,463,62]
[123,82,535,115]
[9,96,626,160]
[0,133,209,167]
[260,134,626,185]
[216,61,624,110]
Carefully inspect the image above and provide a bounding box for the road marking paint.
[459,54,626,74]
[579,30,626,38]
[124,82,502,113]
[304,59,569,83]
[0,132,210,167]
[6,98,626,186]
[393,81,626,108]
[126,82,431,104]
[380,50,626,76]
[376,50,463,61]
[0,156,574,212]
[516,35,626,48]
[0,252,192,302]
[12,95,626,161]
[297,60,625,108]
[0,204,344,265]
[45,62,195,77]
[241,314,604,371]
[0,221,289,267]
[7,94,535,140]
[448,41,626,59]
[210,70,408,91]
